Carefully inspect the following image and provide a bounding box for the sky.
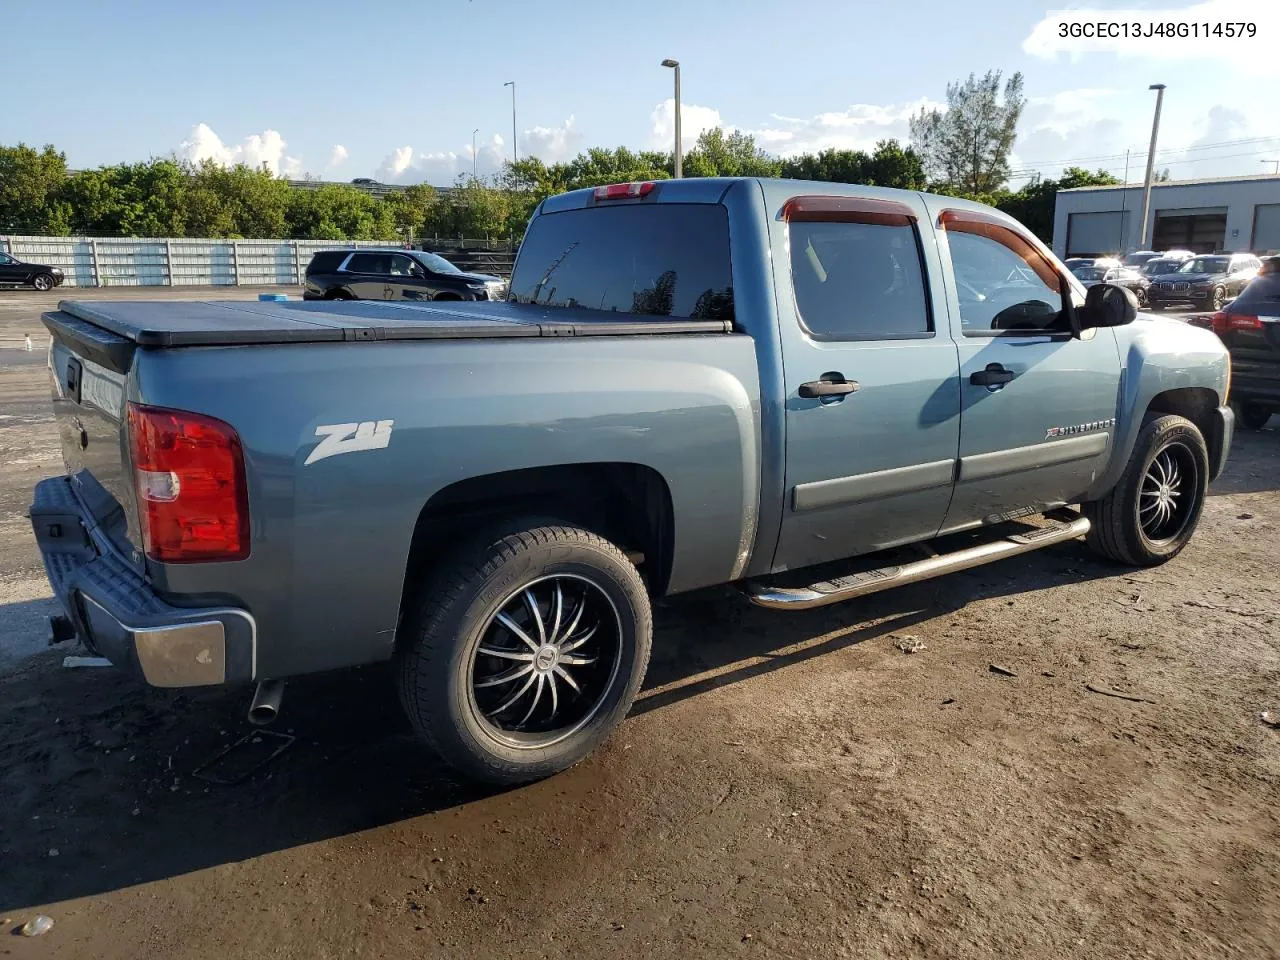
[1,0,1277,188]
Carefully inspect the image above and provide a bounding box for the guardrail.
[0,236,517,288]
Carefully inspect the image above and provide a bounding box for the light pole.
[1118,148,1130,253]
[1262,160,1280,175]
[1138,83,1166,251]
[503,81,517,165]
[472,128,479,181]
[662,59,681,178]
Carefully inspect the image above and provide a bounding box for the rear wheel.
[32,273,54,292]
[1238,402,1272,431]
[1083,414,1208,566]
[396,522,652,784]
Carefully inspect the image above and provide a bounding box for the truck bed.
[50,298,734,349]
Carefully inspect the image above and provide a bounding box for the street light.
[1138,83,1166,251]
[472,128,479,181]
[503,81,517,165]
[662,59,681,178]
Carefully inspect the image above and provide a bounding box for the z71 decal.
[305,420,394,465]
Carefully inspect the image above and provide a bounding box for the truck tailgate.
[42,311,142,568]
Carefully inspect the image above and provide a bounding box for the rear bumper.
[29,476,255,687]
[1231,366,1280,408]
[1209,404,1234,481]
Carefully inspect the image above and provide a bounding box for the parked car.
[0,252,65,291]
[1142,257,1185,277]
[31,178,1232,784]
[303,249,507,302]
[1147,253,1262,311]
[1204,270,1280,430]
[1070,262,1151,307]
[1122,250,1161,267]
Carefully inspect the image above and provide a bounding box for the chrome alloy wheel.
[1138,441,1197,544]
[467,574,622,749]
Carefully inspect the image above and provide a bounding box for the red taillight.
[127,403,249,563]
[593,181,655,201]
[1209,311,1229,335]
[1228,314,1262,331]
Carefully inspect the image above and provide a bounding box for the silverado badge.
[1045,418,1115,440]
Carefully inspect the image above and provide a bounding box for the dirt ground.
[1,288,1278,959]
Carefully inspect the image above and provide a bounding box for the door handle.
[799,377,858,399]
[969,364,1015,387]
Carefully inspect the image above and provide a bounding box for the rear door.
[770,192,962,571]
[342,252,393,299]
[924,202,1123,529]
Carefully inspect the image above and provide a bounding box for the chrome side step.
[744,509,1091,611]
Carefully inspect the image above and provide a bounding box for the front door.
[925,202,1123,529]
[771,192,962,572]
[0,253,22,283]
[341,252,393,299]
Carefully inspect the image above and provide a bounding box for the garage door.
[1253,204,1280,253]
[1153,208,1227,253]
[1066,211,1128,257]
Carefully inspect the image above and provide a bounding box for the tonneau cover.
[53,298,734,348]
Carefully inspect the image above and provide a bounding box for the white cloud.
[649,98,724,152]
[178,123,301,176]
[1023,0,1277,74]
[520,115,582,164]
[741,98,944,158]
[328,144,348,168]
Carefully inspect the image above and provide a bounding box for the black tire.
[326,290,353,301]
[1238,402,1271,431]
[1210,287,1226,311]
[433,292,462,301]
[1134,287,1148,308]
[1083,414,1209,566]
[396,522,652,784]
[32,273,54,292]
[1148,302,1165,312]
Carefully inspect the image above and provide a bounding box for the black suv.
[303,249,507,303]
[1201,268,1280,430]
[1147,253,1261,311]
[0,252,65,291]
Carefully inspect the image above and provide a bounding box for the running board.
[744,509,1091,611]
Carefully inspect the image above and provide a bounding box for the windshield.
[412,251,462,274]
[1072,267,1106,282]
[1180,257,1229,274]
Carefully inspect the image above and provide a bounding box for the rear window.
[1231,275,1280,311]
[509,204,734,320]
[348,253,391,274]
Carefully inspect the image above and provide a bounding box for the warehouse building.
[1052,173,1280,259]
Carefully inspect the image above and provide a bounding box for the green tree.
[383,183,439,241]
[994,167,1119,243]
[0,143,70,234]
[683,128,781,178]
[910,70,1025,193]
[287,184,395,240]
[781,140,925,189]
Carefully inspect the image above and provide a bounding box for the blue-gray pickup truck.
[31,177,1233,783]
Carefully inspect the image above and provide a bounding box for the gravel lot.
[1,288,1277,959]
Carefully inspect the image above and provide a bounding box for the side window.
[941,214,1070,335]
[0,254,12,265]
[389,255,420,277]
[788,217,931,341]
[347,253,390,274]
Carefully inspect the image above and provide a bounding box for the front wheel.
[1083,414,1208,566]
[32,273,54,292]
[396,523,652,784]
[1134,287,1148,308]
[1210,287,1226,311]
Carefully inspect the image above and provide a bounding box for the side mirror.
[1079,282,1137,329]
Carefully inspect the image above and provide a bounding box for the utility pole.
[1118,149,1130,253]
[504,81,517,165]
[472,128,479,181]
[1262,160,1280,175]
[1138,83,1166,250]
[661,59,682,178]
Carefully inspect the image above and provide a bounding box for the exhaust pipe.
[248,680,285,726]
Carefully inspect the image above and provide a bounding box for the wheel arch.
[396,462,675,646]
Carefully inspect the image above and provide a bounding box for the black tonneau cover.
[50,298,733,349]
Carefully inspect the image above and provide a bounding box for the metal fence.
[0,236,505,288]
